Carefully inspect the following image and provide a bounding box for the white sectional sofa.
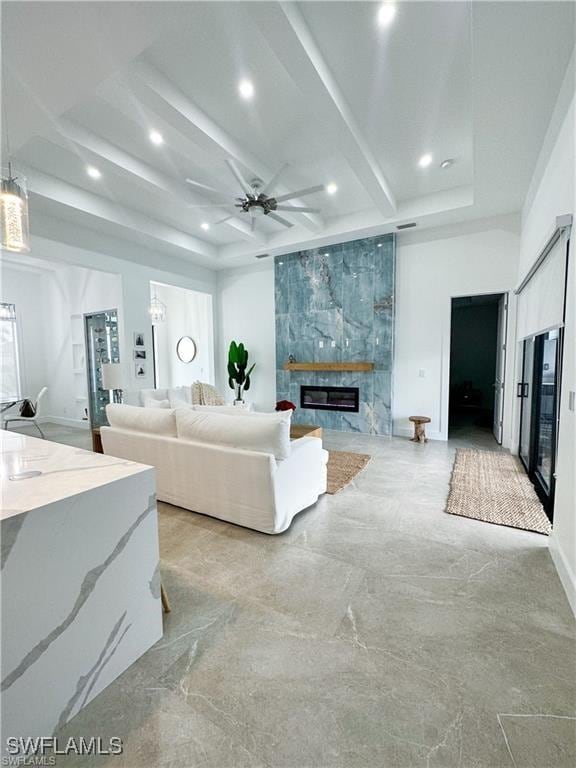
[101,404,328,534]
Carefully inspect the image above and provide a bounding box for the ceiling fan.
[185,159,324,231]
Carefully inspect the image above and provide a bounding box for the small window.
[0,303,22,400]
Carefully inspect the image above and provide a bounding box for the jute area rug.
[446,448,551,535]
[327,451,371,494]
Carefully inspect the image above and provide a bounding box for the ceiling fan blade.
[260,163,289,196]
[185,178,230,197]
[185,203,230,208]
[267,212,294,229]
[226,158,252,195]
[275,205,321,213]
[273,184,325,204]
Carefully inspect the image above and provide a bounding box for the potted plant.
[227,340,255,404]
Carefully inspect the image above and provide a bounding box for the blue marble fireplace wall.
[275,234,395,434]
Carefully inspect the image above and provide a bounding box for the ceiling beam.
[249,2,397,217]
[126,59,323,233]
[50,117,264,244]
[20,164,217,260]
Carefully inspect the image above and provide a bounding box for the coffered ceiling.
[2,2,574,269]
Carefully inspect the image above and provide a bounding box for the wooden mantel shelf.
[283,361,374,372]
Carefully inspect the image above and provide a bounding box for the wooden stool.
[409,416,431,444]
[160,584,171,613]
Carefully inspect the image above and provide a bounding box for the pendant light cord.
[2,97,12,176]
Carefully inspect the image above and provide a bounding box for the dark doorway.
[449,293,507,444]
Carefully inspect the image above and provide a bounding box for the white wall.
[519,93,575,613]
[152,282,214,388]
[1,266,49,407]
[1,261,123,425]
[214,220,521,432]
[215,262,276,410]
[47,265,123,424]
[2,232,217,424]
[27,233,216,402]
[393,215,520,442]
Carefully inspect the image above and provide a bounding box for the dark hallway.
[449,293,506,444]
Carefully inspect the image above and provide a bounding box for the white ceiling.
[2,1,574,269]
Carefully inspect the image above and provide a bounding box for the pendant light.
[148,294,166,323]
[2,101,30,254]
[1,162,30,254]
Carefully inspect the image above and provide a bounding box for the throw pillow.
[144,398,170,409]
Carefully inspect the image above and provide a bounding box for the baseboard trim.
[41,416,91,430]
[549,534,576,617]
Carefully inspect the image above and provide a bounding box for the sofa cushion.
[106,403,177,437]
[144,398,171,409]
[175,408,291,461]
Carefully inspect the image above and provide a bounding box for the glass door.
[518,330,560,520]
[532,330,559,512]
[518,338,534,470]
[84,310,120,427]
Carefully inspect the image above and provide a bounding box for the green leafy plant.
[227,340,255,402]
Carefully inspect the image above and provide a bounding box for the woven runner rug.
[327,451,371,494]
[446,448,551,535]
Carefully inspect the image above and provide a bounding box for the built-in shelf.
[283,361,374,372]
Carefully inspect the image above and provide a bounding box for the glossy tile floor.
[13,423,576,767]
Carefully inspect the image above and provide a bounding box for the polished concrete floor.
[10,423,576,767]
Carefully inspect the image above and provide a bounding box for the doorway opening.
[149,281,214,390]
[448,293,508,445]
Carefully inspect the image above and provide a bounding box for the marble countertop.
[1,430,152,520]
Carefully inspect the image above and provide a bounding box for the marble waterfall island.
[1,430,163,752]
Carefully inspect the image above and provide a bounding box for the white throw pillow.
[175,409,291,461]
[144,398,170,409]
[192,405,252,416]
[139,388,168,405]
[168,386,192,409]
[106,403,177,437]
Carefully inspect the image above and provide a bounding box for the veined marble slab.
[275,235,395,435]
[1,431,163,753]
[1,430,150,520]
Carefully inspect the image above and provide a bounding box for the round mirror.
[176,336,197,363]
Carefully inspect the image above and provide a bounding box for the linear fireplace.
[300,385,359,413]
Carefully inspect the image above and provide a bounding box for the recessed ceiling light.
[86,166,101,179]
[418,154,433,169]
[440,158,454,169]
[377,3,397,28]
[149,130,164,145]
[238,79,254,100]
[201,222,210,231]
[326,183,338,195]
